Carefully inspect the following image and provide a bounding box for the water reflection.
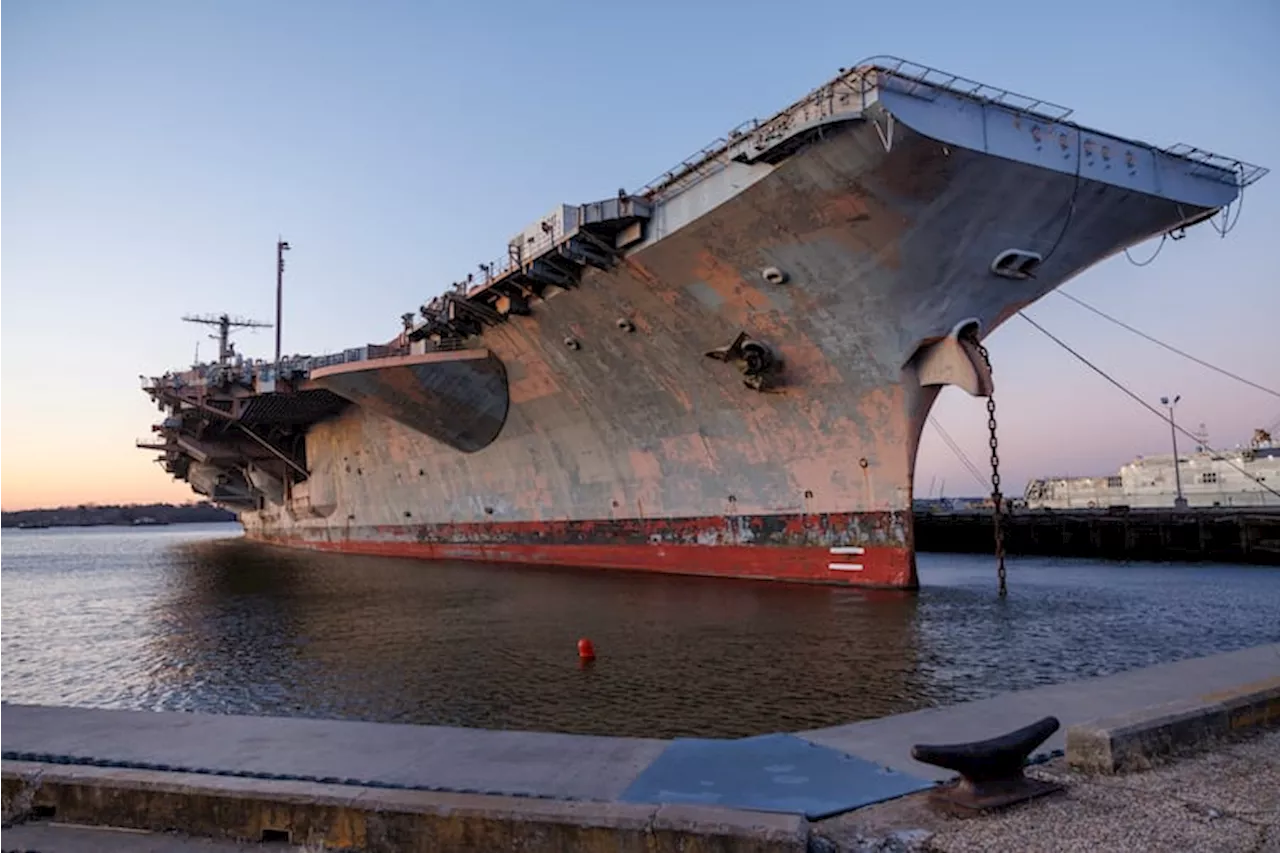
[3,525,1278,738]
[145,539,319,716]
[145,536,926,736]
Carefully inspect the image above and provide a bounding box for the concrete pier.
[915,508,1280,565]
[4,643,1278,851]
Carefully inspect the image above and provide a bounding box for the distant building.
[1024,429,1279,510]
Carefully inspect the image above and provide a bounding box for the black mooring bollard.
[911,716,1063,812]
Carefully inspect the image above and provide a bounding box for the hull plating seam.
[250,511,915,588]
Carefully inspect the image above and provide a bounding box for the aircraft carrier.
[140,56,1266,589]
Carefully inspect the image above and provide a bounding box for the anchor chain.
[971,335,1007,597]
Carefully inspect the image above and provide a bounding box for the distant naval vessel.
[1026,428,1280,510]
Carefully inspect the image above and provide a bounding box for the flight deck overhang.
[309,350,510,453]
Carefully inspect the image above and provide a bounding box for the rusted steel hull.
[240,117,1221,588]
[259,511,913,587]
[145,60,1257,589]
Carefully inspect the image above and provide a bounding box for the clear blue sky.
[3,0,1278,509]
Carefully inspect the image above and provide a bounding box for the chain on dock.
[970,335,1007,598]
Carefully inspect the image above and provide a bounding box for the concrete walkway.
[803,642,1280,780]
[5,643,1278,799]
[0,705,666,801]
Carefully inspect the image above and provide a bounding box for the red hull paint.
[250,535,916,589]
[248,511,918,588]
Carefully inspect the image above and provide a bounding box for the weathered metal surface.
[257,511,915,587]
[309,351,509,453]
[368,510,910,547]
[242,116,1219,589]
[911,716,1062,812]
[269,536,912,587]
[911,331,993,397]
[245,119,1209,588]
[146,57,1262,590]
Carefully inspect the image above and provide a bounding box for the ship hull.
[255,510,913,587]
[240,114,1217,588]
[148,61,1253,590]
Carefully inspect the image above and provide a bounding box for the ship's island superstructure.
[140,57,1266,589]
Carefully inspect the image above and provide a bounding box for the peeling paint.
[256,510,916,589]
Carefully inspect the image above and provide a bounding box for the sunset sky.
[3,0,1277,511]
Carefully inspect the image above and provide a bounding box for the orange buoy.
[577,638,596,661]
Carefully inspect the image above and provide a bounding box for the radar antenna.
[181,313,272,364]
[1192,421,1210,452]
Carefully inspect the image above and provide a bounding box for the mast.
[181,313,272,364]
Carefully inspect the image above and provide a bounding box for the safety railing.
[148,340,418,392]
[419,336,471,353]
[1163,143,1269,189]
[633,120,760,198]
[862,55,1074,122]
[630,57,1082,203]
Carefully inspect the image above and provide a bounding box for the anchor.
[910,716,1063,813]
[704,331,784,392]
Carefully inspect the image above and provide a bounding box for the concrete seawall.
[1066,676,1280,774]
[915,508,1280,565]
[0,767,810,853]
[4,644,1278,851]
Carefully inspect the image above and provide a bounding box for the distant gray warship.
[1027,428,1280,510]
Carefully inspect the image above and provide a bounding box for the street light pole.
[275,238,291,368]
[1161,395,1186,509]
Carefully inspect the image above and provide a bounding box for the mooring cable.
[1056,290,1279,399]
[928,416,989,490]
[1018,310,1280,500]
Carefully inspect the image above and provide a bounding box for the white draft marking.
[828,562,864,571]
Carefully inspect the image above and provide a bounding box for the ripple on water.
[3,524,1278,738]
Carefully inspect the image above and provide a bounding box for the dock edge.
[1065,676,1280,774]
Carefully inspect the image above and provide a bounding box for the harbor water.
[3,523,1278,739]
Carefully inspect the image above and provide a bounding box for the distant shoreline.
[2,503,238,529]
[6,520,242,530]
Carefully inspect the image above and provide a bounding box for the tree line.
[2,502,238,528]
